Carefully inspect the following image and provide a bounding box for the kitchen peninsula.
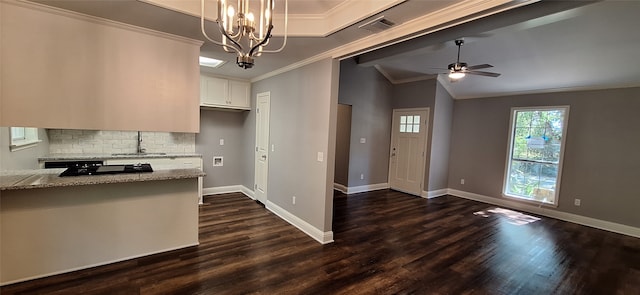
[0,167,205,285]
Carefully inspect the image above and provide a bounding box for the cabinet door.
[228,80,251,109]
[201,76,228,106]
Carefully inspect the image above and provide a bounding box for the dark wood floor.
[3,190,640,294]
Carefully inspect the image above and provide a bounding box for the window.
[9,127,41,151]
[503,106,569,205]
[400,115,420,133]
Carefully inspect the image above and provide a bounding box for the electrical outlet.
[360,174,364,180]
[360,138,366,144]
[219,139,224,146]
[574,198,581,206]
[317,152,324,162]
[292,196,296,205]
[460,178,465,185]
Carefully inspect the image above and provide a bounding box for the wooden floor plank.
[2,190,639,294]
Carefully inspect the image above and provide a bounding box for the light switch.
[360,138,366,144]
[272,144,275,152]
[317,152,324,162]
[219,139,224,146]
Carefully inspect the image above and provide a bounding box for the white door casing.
[388,108,429,196]
[254,92,271,204]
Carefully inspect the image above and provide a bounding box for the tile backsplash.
[47,129,195,154]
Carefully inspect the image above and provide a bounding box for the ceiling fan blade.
[466,70,501,77]
[466,64,493,70]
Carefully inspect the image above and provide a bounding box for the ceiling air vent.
[358,16,395,33]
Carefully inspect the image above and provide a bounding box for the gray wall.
[338,58,393,187]
[196,109,248,188]
[428,82,454,191]
[0,127,49,170]
[391,79,437,109]
[250,58,339,232]
[448,87,640,228]
[334,104,352,187]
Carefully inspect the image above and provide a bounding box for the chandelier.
[201,0,288,69]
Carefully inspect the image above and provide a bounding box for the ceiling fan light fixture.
[449,71,466,79]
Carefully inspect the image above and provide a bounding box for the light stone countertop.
[38,153,202,161]
[0,168,205,191]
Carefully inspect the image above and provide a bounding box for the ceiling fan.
[445,39,501,81]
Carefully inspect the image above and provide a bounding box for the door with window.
[503,106,569,205]
[388,108,429,196]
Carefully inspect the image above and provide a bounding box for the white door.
[254,92,271,204]
[388,108,429,196]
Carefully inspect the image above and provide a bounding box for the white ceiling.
[26,0,639,99]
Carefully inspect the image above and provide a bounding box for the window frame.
[9,127,41,152]
[502,106,570,207]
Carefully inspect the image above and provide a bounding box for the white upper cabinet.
[200,75,251,110]
[229,80,251,108]
[201,76,229,106]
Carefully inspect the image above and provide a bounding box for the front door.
[254,92,271,204]
[388,108,429,196]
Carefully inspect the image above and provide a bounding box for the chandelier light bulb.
[227,6,235,18]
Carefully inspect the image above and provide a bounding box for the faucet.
[137,131,146,154]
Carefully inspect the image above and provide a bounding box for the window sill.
[10,140,42,152]
[503,193,559,208]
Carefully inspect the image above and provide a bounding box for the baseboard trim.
[421,188,448,199]
[346,182,390,194]
[202,185,255,200]
[447,188,640,239]
[266,200,334,244]
[333,183,348,194]
[240,186,256,200]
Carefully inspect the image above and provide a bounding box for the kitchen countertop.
[0,168,205,191]
[39,153,202,161]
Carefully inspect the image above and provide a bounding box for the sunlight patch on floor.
[473,207,541,225]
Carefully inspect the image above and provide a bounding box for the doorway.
[334,104,352,193]
[254,92,271,204]
[388,108,429,196]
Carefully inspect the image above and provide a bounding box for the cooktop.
[59,164,153,177]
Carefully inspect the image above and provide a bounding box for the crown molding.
[454,82,640,100]
[374,65,437,85]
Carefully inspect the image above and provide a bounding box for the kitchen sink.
[111,153,167,156]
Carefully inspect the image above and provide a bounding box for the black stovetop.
[59,164,153,177]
